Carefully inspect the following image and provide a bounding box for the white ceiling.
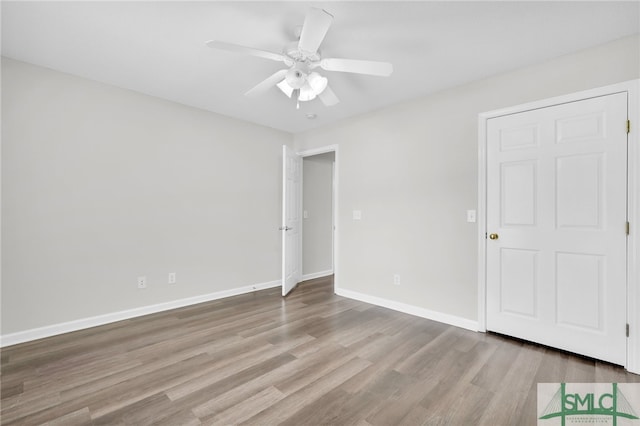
[2,1,639,134]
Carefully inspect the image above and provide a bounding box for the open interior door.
[281,145,302,296]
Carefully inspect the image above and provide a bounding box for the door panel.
[556,154,602,229]
[556,112,605,143]
[501,161,537,226]
[499,124,539,151]
[555,252,603,330]
[282,145,301,296]
[486,93,628,365]
[500,248,538,318]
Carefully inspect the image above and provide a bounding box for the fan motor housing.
[283,41,321,63]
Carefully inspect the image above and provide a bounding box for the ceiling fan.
[206,8,393,108]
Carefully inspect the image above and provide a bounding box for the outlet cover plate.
[137,276,147,289]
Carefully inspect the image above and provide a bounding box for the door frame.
[297,145,339,292]
[477,79,640,374]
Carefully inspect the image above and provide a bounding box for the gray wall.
[2,58,291,335]
[294,35,640,323]
[302,153,334,277]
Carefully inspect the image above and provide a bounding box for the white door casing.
[484,93,628,365]
[282,145,302,296]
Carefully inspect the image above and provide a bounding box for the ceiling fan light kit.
[206,7,393,109]
[277,70,327,101]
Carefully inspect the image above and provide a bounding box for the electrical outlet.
[137,276,147,289]
[168,272,176,284]
[393,274,401,285]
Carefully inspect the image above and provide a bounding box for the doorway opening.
[301,151,335,290]
[280,144,338,296]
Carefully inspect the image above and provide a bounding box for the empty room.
[2,1,640,425]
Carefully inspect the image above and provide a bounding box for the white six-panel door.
[282,145,302,296]
[486,93,628,365]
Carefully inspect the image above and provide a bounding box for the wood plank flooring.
[2,276,639,425]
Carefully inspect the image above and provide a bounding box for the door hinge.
[626,323,630,337]
[626,221,630,235]
[627,120,631,134]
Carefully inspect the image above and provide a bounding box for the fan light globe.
[298,86,317,101]
[307,72,328,95]
[285,67,307,89]
[276,80,294,98]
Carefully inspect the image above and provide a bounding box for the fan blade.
[318,85,340,106]
[206,40,285,62]
[298,8,333,54]
[245,69,289,97]
[320,58,393,77]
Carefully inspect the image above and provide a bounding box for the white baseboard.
[301,270,334,282]
[0,279,281,348]
[335,288,478,332]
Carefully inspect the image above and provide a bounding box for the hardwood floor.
[1,276,639,425]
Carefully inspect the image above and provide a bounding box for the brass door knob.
[489,233,499,240]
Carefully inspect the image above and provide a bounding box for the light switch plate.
[353,210,362,220]
[467,210,476,223]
